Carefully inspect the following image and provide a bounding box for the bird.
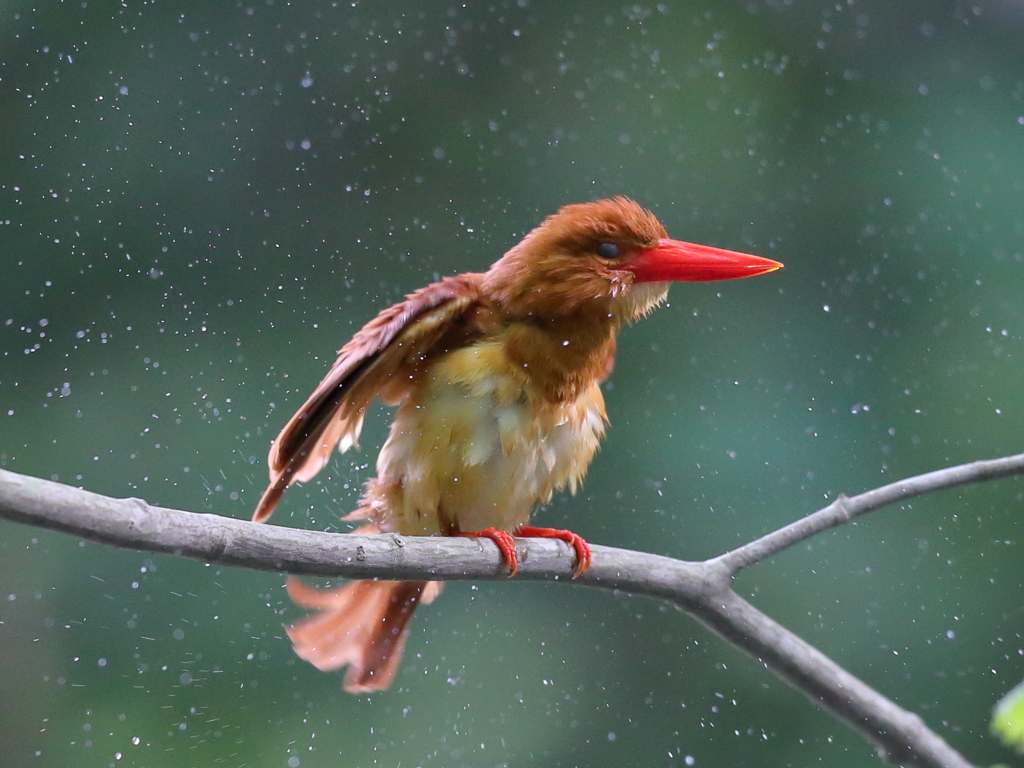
[253,196,782,693]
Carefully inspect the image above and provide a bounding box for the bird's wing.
[254,274,484,522]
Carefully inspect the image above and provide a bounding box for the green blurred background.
[2,0,1023,766]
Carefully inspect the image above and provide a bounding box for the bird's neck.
[500,311,620,404]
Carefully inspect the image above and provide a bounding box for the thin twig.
[713,451,1024,574]
[5,461,1016,768]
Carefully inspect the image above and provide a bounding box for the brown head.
[482,196,781,324]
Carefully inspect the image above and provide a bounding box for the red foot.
[456,527,519,576]
[513,526,591,578]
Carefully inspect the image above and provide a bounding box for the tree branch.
[713,451,1024,574]
[6,458,1021,768]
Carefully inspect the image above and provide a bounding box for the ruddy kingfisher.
[254,197,782,692]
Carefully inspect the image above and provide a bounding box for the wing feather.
[253,274,484,522]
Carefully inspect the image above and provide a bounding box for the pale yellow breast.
[370,341,607,536]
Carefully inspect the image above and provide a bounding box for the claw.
[456,527,520,576]
[456,526,592,578]
[513,526,591,578]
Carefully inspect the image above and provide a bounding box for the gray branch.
[6,457,1024,768]
[713,452,1024,575]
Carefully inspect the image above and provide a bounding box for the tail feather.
[285,577,442,693]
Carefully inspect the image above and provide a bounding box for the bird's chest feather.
[375,341,607,535]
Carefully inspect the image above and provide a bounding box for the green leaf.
[992,680,1024,753]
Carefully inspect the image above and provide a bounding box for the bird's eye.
[596,242,621,259]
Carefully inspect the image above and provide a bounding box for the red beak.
[625,238,783,283]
